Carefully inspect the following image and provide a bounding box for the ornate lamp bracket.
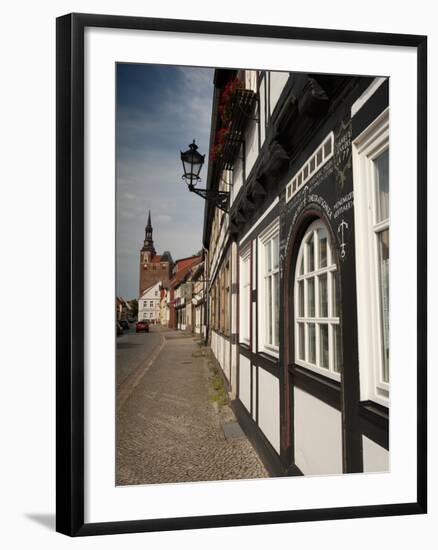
[188,183,229,213]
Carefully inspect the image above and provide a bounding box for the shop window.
[294,219,341,381]
[258,219,280,356]
[352,109,389,406]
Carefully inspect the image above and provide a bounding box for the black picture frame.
[56,12,427,537]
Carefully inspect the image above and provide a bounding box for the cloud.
[116,64,213,298]
[155,214,172,223]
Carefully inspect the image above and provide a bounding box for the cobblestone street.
[117,327,267,485]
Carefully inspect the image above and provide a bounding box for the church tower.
[141,210,156,260]
[139,210,173,296]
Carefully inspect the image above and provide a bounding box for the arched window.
[294,219,341,380]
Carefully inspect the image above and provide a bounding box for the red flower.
[219,77,243,123]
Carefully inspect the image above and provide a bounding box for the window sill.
[295,359,341,383]
[259,345,279,360]
[359,400,389,430]
[292,364,341,410]
[212,328,231,340]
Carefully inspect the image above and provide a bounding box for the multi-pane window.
[259,221,280,353]
[352,108,389,406]
[220,269,225,333]
[294,220,341,380]
[224,262,230,336]
[373,149,389,383]
[210,286,216,330]
[239,246,251,344]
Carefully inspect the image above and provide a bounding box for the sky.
[116,64,214,299]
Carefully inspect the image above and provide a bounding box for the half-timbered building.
[203,69,389,476]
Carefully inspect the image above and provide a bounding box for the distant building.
[138,281,162,323]
[139,210,173,296]
[167,255,202,330]
[159,286,169,326]
[190,261,206,338]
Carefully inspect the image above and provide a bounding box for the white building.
[138,281,162,323]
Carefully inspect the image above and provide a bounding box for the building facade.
[203,69,389,476]
[167,255,202,330]
[138,281,162,323]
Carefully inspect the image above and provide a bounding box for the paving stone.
[117,329,268,485]
[222,421,246,441]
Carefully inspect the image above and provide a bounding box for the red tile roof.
[169,256,202,288]
[175,255,202,271]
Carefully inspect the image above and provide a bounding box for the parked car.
[136,320,149,333]
[116,321,124,336]
[120,319,130,330]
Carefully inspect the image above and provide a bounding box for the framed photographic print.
[56,13,427,536]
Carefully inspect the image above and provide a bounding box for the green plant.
[209,367,229,408]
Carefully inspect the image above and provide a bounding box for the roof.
[139,280,162,298]
[190,261,204,281]
[161,250,174,263]
[169,256,202,289]
[148,252,173,264]
[174,255,202,271]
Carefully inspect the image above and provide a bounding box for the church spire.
[142,209,156,255]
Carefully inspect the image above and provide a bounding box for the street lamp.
[180,140,229,212]
[180,140,205,190]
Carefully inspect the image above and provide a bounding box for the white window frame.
[294,219,341,381]
[352,108,389,407]
[239,244,251,345]
[257,218,280,357]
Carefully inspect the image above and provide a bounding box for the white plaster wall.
[211,331,217,357]
[231,153,243,204]
[294,387,343,475]
[239,354,251,413]
[245,119,258,178]
[217,332,222,362]
[269,71,289,114]
[244,69,257,92]
[230,343,237,398]
[258,368,280,453]
[223,337,230,381]
[362,435,389,473]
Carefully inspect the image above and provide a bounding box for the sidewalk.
[117,330,268,485]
